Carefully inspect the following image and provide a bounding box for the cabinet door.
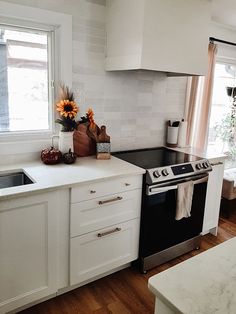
[71,189,141,237]
[202,162,224,235]
[70,219,140,285]
[0,191,60,313]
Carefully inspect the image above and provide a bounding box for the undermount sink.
[0,171,34,189]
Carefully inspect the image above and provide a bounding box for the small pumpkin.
[62,149,77,164]
[41,147,62,165]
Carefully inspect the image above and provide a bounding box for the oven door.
[139,173,208,258]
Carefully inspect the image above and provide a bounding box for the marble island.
[148,237,236,314]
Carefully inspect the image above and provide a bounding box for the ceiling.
[212,0,236,28]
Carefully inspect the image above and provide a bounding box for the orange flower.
[87,107,96,129]
[56,100,78,119]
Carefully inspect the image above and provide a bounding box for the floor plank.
[19,209,236,314]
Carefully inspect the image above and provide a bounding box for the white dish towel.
[175,180,194,220]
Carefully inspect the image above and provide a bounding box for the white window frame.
[0,23,54,135]
[0,1,72,158]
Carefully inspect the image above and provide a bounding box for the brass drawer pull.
[90,190,96,194]
[98,196,123,205]
[210,162,224,166]
[97,227,121,238]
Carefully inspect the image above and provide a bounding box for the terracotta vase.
[73,124,96,157]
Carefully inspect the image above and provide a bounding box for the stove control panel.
[146,158,212,184]
[161,169,169,176]
[195,161,210,170]
[153,170,161,178]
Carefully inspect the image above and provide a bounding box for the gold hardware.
[210,162,224,166]
[90,190,96,194]
[98,196,123,205]
[97,227,121,237]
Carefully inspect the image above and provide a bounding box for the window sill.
[0,130,54,142]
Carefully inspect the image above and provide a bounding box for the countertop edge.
[0,156,145,200]
[148,281,183,313]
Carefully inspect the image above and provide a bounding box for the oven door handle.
[149,185,178,194]
[147,175,208,195]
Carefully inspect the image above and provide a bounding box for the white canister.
[58,131,74,154]
[167,126,179,147]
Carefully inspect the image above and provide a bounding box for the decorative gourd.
[62,149,77,164]
[41,147,62,165]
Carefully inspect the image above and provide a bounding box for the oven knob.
[202,162,209,169]
[196,163,202,170]
[161,169,169,176]
[153,171,160,178]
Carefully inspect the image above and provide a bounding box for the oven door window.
[140,180,207,257]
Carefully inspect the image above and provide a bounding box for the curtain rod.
[209,37,236,47]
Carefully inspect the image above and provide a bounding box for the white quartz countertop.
[148,237,236,314]
[0,156,145,200]
[168,146,226,163]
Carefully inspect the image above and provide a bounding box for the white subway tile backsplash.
[3,0,188,156]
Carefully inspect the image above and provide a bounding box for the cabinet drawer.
[70,189,141,237]
[70,219,140,285]
[71,175,142,203]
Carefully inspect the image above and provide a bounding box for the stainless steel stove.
[113,147,211,184]
[113,147,212,273]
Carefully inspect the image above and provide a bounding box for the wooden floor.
[20,208,236,314]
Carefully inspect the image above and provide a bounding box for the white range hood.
[106,0,211,76]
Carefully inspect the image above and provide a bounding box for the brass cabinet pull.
[97,227,121,238]
[90,190,96,194]
[98,196,123,205]
[210,161,224,166]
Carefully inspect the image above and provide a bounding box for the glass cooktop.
[112,147,202,169]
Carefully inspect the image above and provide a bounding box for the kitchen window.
[0,25,53,133]
[208,62,236,150]
[207,43,236,167]
[0,1,72,160]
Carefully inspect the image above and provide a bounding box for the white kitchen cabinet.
[69,175,142,286]
[70,219,140,285]
[71,175,142,203]
[202,160,225,236]
[106,0,211,75]
[70,189,141,236]
[0,189,69,314]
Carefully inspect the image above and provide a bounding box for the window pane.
[208,62,236,165]
[0,27,50,132]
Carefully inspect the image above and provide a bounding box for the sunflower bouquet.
[55,85,79,132]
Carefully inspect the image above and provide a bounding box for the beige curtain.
[186,42,217,150]
[186,76,199,146]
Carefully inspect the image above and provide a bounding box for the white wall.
[1,0,188,163]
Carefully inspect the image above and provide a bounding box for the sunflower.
[87,107,96,129]
[56,100,78,119]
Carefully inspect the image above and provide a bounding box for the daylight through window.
[0,25,52,133]
[208,62,236,155]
